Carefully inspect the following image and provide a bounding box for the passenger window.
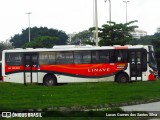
[39,52,56,65]
[92,51,99,63]
[74,51,82,64]
[92,50,109,63]
[5,53,23,66]
[82,51,91,64]
[110,50,115,63]
[115,50,128,62]
[56,52,73,64]
[99,51,109,63]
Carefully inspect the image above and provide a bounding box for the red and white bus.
[1,45,158,86]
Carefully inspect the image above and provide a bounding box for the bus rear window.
[5,53,23,66]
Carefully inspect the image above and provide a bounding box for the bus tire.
[43,75,57,86]
[116,73,129,83]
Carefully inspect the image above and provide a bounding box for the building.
[156,27,160,33]
[67,32,76,44]
[131,29,147,39]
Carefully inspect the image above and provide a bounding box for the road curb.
[9,98,160,113]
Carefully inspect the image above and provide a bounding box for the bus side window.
[74,51,82,64]
[92,50,109,64]
[74,51,91,64]
[110,50,115,63]
[82,51,91,64]
[114,50,128,63]
[56,52,73,64]
[99,50,109,63]
[39,52,56,65]
[5,53,23,66]
[92,51,99,63]
[63,52,73,64]
[48,53,56,64]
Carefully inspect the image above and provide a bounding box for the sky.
[0,0,160,42]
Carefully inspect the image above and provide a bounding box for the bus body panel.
[4,73,24,83]
[51,74,114,83]
[1,45,158,85]
[39,63,127,78]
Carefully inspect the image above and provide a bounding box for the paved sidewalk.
[120,101,160,111]
[120,101,160,117]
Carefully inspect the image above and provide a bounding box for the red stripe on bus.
[5,63,127,77]
[114,46,128,49]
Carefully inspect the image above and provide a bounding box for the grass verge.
[0,80,160,111]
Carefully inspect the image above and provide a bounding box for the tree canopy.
[0,42,14,60]
[130,33,160,52]
[10,27,68,48]
[71,30,94,45]
[98,20,138,46]
[23,36,59,48]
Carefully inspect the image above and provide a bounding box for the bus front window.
[149,46,157,70]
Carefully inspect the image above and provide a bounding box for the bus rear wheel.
[43,75,57,86]
[116,73,129,83]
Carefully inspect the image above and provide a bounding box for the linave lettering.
[88,68,110,72]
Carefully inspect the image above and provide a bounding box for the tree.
[23,36,59,48]
[130,32,160,52]
[0,42,14,51]
[130,35,154,45]
[0,41,14,60]
[10,27,68,48]
[98,20,138,46]
[71,30,94,45]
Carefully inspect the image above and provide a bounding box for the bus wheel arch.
[43,73,57,86]
[115,72,129,83]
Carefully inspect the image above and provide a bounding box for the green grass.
[0,80,160,111]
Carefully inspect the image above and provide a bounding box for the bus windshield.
[149,46,157,70]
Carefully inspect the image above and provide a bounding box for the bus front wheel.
[43,75,57,86]
[116,73,129,83]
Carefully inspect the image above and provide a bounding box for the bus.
[0,61,2,80]
[1,45,158,86]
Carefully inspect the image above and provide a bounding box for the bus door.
[24,53,38,83]
[130,50,142,81]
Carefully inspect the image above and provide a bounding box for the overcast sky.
[0,0,160,41]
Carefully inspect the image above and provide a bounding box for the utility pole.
[123,1,130,23]
[95,0,98,46]
[26,12,31,42]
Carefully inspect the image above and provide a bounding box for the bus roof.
[2,45,151,53]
